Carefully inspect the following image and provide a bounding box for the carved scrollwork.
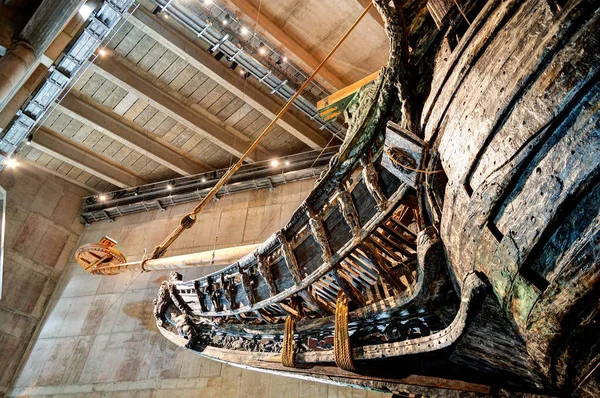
[277,231,305,284]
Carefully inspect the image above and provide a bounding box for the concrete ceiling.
[13,0,389,193]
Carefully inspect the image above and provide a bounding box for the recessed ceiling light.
[78,4,93,20]
[270,159,280,167]
[4,158,18,169]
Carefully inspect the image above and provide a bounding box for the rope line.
[334,291,355,371]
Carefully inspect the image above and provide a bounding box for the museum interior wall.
[0,165,87,395]
[4,177,386,397]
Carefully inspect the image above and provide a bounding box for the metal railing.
[80,146,339,224]
[151,0,346,140]
[0,0,136,168]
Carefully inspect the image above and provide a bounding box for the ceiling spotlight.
[78,3,94,20]
[134,187,140,196]
[282,56,288,62]
[240,26,249,35]
[98,194,107,202]
[4,158,18,169]
[164,13,169,19]
[98,48,107,56]
[166,182,174,190]
[223,15,230,25]
[201,177,207,182]
[270,159,280,167]
[285,160,290,166]
[204,0,213,4]
[258,43,267,55]
[25,135,32,145]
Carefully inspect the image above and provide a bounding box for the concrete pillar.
[0,0,84,109]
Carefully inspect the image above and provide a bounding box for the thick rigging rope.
[281,315,296,368]
[334,291,355,371]
[146,2,375,262]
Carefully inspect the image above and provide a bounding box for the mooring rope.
[281,315,296,368]
[334,291,356,371]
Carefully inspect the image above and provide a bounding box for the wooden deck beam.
[30,127,146,188]
[57,93,211,176]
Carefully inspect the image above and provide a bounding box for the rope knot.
[180,215,196,229]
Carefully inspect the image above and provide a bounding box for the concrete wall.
[0,165,88,396]
[9,178,387,397]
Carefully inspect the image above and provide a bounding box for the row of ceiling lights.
[93,156,293,203]
[156,1,291,77]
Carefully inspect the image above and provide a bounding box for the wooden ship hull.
[77,0,600,396]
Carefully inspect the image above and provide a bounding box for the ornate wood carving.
[194,280,209,312]
[307,206,333,264]
[239,265,257,305]
[223,274,238,310]
[336,183,361,236]
[255,249,278,296]
[207,276,223,312]
[277,231,304,284]
[277,231,331,315]
[361,156,387,211]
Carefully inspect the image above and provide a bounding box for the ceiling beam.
[129,7,329,150]
[90,57,273,163]
[57,93,210,176]
[220,0,346,91]
[29,127,147,188]
[355,0,385,28]
[21,158,98,193]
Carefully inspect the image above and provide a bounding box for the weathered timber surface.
[429,0,600,394]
